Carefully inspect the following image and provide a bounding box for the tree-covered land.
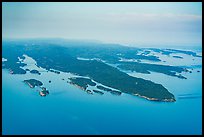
[3,39,199,101]
[30,69,41,75]
[24,79,43,88]
[68,77,96,90]
[117,62,187,79]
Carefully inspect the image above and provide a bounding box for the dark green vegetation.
[49,69,60,74]
[2,41,27,74]
[24,79,43,88]
[30,69,41,75]
[97,85,113,91]
[68,77,96,90]
[3,39,199,101]
[2,57,26,74]
[139,50,151,56]
[92,90,104,95]
[23,79,49,96]
[172,55,183,59]
[96,85,122,95]
[117,62,187,79]
[166,49,202,57]
[40,87,49,97]
[149,48,202,57]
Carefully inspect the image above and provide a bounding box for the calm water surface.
[2,50,202,135]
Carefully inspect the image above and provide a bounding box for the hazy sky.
[2,2,202,46]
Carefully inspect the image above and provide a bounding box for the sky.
[2,2,202,47]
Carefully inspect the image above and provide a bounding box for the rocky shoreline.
[134,93,176,102]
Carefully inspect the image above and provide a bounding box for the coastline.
[134,93,176,102]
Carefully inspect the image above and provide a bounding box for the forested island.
[39,87,49,97]
[23,79,49,96]
[30,69,41,75]
[24,79,43,88]
[117,62,187,79]
[2,39,200,101]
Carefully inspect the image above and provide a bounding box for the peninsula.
[2,39,182,102]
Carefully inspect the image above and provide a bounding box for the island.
[49,69,60,74]
[24,79,49,97]
[92,89,104,95]
[117,62,187,79]
[39,87,49,97]
[172,55,183,59]
[149,48,202,57]
[24,79,43,88]
[96,85,122,95]
[30,69,41,75]
[3,39,181,102]
[86,90,93,94]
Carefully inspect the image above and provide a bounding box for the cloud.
[2,3,202,46]
[104,12,201,22]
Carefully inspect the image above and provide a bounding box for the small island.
[30,69,41,75]
[93,89,104,95]
[24,79,43,88]
[86,89,93,94]
[96,85,122,95]
[49,69,60,74]
[39,87,49,97]
[24,79,49,97]
[117,61,187,79]
[172,55,183,59]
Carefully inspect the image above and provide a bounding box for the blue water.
[2,68,202,135]
[2,49,202,135]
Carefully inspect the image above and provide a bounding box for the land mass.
[148,48,202,57]
[68,77,96,90]
[3,39,194,102]
[39,87,49,97]
[24,79,43,88]
[172,55,183,59]
[24,79,49,96]
[96,85,122,95]
[30,69,41,75]
[117,62,187,79]
[92,89,104,95]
